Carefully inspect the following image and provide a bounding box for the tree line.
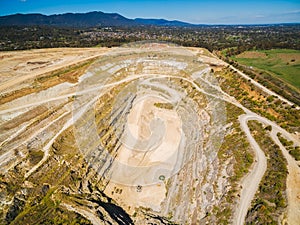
[0,24,299,51]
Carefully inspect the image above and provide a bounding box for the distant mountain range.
[0,11,196,27]
[134,18,194,27]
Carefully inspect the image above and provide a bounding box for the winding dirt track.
[271,132,300,225]
[229,65,297,107]
[233,113,300,225]
[234,114,268,225]
[2,71,299,225]
[1,47,299,224]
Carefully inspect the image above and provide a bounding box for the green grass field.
[231,49,300,89]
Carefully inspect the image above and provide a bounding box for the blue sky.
[0,0,299,24]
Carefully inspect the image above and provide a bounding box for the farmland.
[231,49,300,89]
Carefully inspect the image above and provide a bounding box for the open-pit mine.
[0,43,299,225]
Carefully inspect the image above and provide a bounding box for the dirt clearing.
[0,47,109,92]
[236,51,267,59]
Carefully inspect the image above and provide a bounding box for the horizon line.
[0,11,299,26]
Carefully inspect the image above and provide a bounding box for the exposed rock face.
[68,43,227,224]
[0,43,255,224]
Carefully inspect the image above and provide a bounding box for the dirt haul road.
[0,45,299,225]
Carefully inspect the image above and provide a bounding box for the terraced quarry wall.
[0,43,299,225]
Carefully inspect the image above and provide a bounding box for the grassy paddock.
[231,49,300,89]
